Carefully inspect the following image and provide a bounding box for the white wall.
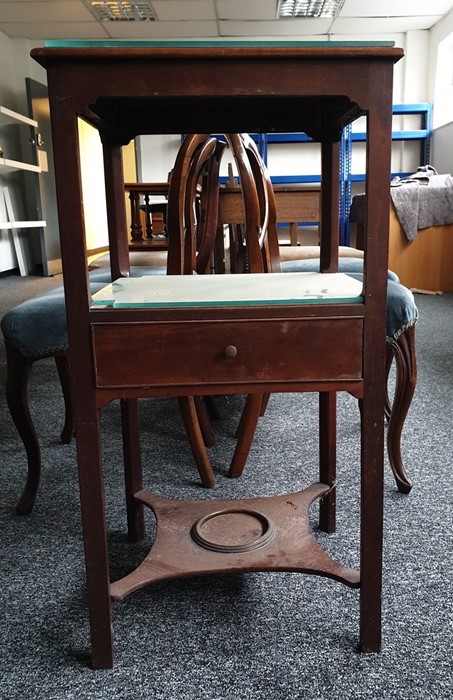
[1,27,451,272]
[137,32,432,185]
[0,34,47,273]
[137,134,182,182]
[431,122,453,174]
[78,118,109,252]
[428,8,453,174]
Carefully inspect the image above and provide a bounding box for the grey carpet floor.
[0,275,452,699]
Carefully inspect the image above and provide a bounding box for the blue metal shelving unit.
[216,104,432,246]
[342,103,432,242]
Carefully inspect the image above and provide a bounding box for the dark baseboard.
[87,245,109,256]
[0,267,20,278]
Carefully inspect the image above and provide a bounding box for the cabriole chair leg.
[5,341,40,516]
[386,325,417,494]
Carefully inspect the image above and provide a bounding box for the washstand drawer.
[92,317,363,389]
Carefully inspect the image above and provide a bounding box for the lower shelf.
[110,482,360,601]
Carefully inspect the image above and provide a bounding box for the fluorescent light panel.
[278,0,344,19]
[86,1,156,22]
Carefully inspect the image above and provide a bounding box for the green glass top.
[91,272,363,309]
[45,40,395,49]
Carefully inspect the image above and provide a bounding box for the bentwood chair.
[221,133,284,475]
[166,133,227,486]
[167,134,226,276]
[1,279,110,515]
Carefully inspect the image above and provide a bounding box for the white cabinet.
[0,105,46,275]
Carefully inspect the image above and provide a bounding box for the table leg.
[318,391,336,533]
[359,391,384,653]
[120,398,145,542]
[76,416,114,669]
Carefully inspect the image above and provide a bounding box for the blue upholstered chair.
[1,266,170,515]
[224,135,418,495]
[231,256,418,494]
[2,281,100,515]
[1,133,227,515]
[3,132,418,516]
[292,259,418,494]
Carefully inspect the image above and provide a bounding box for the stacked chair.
[2,132,417,518]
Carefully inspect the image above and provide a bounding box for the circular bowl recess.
[191,508,276,553]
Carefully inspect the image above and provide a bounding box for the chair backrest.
[166,134,225,276]
[166,132,281,277]
[226,133,281,274]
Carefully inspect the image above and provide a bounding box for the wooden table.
[32,43,403,668]
[125,182,320,247]
[220,184,320,245]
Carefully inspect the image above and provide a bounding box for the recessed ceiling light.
[277,0,345,19]
[86,1,156,22]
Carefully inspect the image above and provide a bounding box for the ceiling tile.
[0,21,109,39]
[0,1,93,21]
[152,1,216,21]
[217,0,277,21]
[105,19,219,38]
[331,32,407,43]
[341,0,453,17]
[0,0,80,2]
[0,0,451,41]
[219,19,333,36]
[331,15,443,33]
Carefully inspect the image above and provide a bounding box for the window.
[433,32,453,128]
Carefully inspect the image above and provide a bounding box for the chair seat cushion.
[1,283,105,360]
[88,265,167,283]
[279,245,364,262]
[281,256,399,282]
[2,266,167,360]
[281,258,417,340]
[347,274,418,340]
[385,279,418,340]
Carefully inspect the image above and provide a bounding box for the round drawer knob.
[224,345,238,358]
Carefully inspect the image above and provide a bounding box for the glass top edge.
[92,296,364,309]
[44,40,395,49]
